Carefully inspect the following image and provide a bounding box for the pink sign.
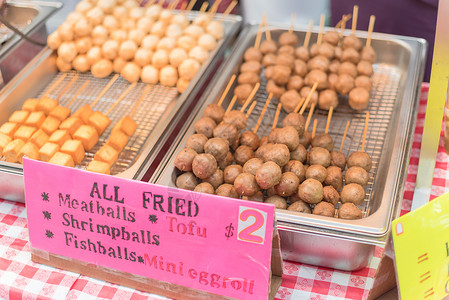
[23,158,275,299]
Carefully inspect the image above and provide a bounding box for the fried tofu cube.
[48,151,75,167]
[0,122,20,138]
[73,125,99,151]
[38,96,58,115]
[22,98,39,111]
[14,125,37,142]
[48,129,71,146]
[3,139,25,162]
[107,130,129,151]
[17,142,39,163]
[94,144,119,166]
[9,110,30,124]
[0,132,12,153]
[86,160,111,174]
[29,129,49,148]
[88,111,111,135]
[73,104,94,124]
[39,142,59,162]
[49,105,71,121]
[59,116,83,137]
[61,139,85,165]
[41,116,61,135]
[112,115,138,136]
[25,111,46,128]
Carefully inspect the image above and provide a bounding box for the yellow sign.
[392,192,449,299]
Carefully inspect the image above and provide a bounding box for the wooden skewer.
[325,106,334,134]
[186,0,197,11]
[225,95,238,115]
[272,103,282,129]
[90,74,120,108]
[289,13,295,33]
[299,82,318,115]
[317,14,325,45]
[217,74,236,107]
[240,82,260,112]
[56,74,79,101]
[245,100,257,118]
[105,83,137,116]
[263,13,271,41]
[361,111,369,152]
[180,1,188,10]
[351,5,358,35]
[157,0,164,7]
[339,14,351,39]
[339,120,350,152]
[303,20,313,48]
[254,19,264,49]
[66,80,90,108]
[130,85,151,118]
[199,2,208,13]
[168,0,180,9]
[293,97,306,114]
[223,0,237,15]
[145,0,157,7]
[253,93,273,133]
[210,0,222,14]
[304,102,316,129]
[43,73,67,98]
[312,119,318,138]
[366,15,376,47]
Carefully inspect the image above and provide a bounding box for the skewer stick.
[180,1,188,10]
[105,82,137,116]
[43,73,67,98]
[56,74,79,101]
[299,82,318,115]
[254,20,264,49]
[289,13,295,33]
[366,15,376,47]
[240,82,260,112]
[217,74,236,107]
[245,101,257,118]
[145,0,157,7]
[303,20,313,47]
[304,102,316,129]
[272,103,282,129]
[223,0,237,15]
[169,0,180,10]
[186,0,197,11]
[339,14,351,38]
[66,80,90,108]
[351,5,358,34]
[293,97,306,114]
[325,106,334,134]
[339,120,350,152]
[225,95,238,115]
[361,111,369,152]
[263,13,271,41]
[253,93,273,133]
[210,0,222,14]
[130,85,151,118]
[90,74,120,108]
[317,14,325,45]
[199,2,208,13]
[312,119,318,138]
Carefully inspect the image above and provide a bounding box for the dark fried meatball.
[347,151,372,172]
[305,69,328,90]
[295,46,310,61]
[255,161,282,189]
[360,45,376,64]
[317,42,335,60]
[266,186,277,197]
[290,144,307,163]
[349,87,370,111]
[276,53,295,67]
[240,60,262,74]
[223,164,243,184]
[234,172,259,196]
[287,199,312,213]
[265,65,274,80]
[255,143,273,160]
[223,110,247,131]
[338,202,363,219]
[299,130,312,148]
[204,103,225,124]
[318,89,338,110]
[324,166,343,191]
[310,43,318,57]
[283,160,306,182]
[216,183,239,198]
[298,178,323,204]
[283,113,305,136]
[260,39,278,54]
[274,171,300,197]
[334,46,342,60]
[341,47,360,64]
[338,61,358,77]
[345,166,369,187]
[244,47,262,62]
[192,153,217,179]
[174,148,198,171]
[204,137,229,161]
[234,84,254,105]
[213,122,239,146]
[357,60,373,77]
[323,185,340,206]
[278,45,295,56]
[328,73,338,90]
[313,201,335,217]
[275,126,300,151]
[279,32,298,46]
[266,80,286,99]
[259,136,268,146]
[243,190,265,202]
[323,31,339,46]
[299,86,318,107]
[340,183,365,205]
[264,195,288,209]
[219,151,234,170]
[293,59,308,77]
[176,172,199,190]
[262,53,277,67]
[305,164,327,183]
[312,133,334,151]
[272,65,292,86]
[239,131,260,150]
[335,74,355,96]
[280,89,302,113]
[243,157,264,175]
[329,59,340,74]
[342,35,362,51]
[203,168,224,189]
[355,75,372,92]
[238,72,260,85]
[186,133,208,153]
[307,55,329,72]
[194,182,215,194]
[194,117,216,138]
[263,143,290,167]
[330,150,347,170]
[234,145,255,166]
[287,75,305,91]
[308,146,331,167]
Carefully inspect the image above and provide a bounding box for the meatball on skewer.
[347,112,372,172]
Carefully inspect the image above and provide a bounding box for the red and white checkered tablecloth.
[0,84,446,300]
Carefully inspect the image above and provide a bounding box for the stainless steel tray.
[152,24,427,270]
[0,12,242,202]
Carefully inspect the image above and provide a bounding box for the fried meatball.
[204,137,229,161]
[280,89,302,113]
[223,110,247,131]
[305,69,328,90]
[194,182,215,194]
[355,75,373,92]
[262,53,277,68]
[361,45,376,64]
[185,134,208,153]
[275,126,300,151]
[203,103,225,124]
[176,172,199,190]
[240,60,262,74]
[234,84,254,105]
[243,190,265,202]
[357,60,374,77]
[334,46,342,60]
[244,47,262,62]
[272,65,292,86]
[287,75,305,91]
[266,80,286,99]
[341,183,365,205]
[203,168,224,189]
[243,157,264,175]
[278,45,295,56]
[345,166,369,187]
[347,151,372,172]
[308,147,331,167]
[234,172,259,196]
[342,35,362,51]
[224,164,243,184]
[299,130,312,148]
[265,66,274,80]
[307,55,329,72]
[265,195,288,209]
[323,185,340,206]
[255,143,272,160]
[234,145,255,166]
[263,144,290,167]
[174,148,198,171]
[317,42,335,60]
[312,133,334,151]
[267,128,280,144]
[274,172,300,197]
[219,151,234,170]
[318,89,339,110]
[324,166,343,191]
[349,87,370,111]
[305,164,327,183]
[299,86,318,107]
[283,114,305,136]
[295,46,310,61]
[260,136,269,147]
[276,53,295,67]
[328,73,339,90]
[298,178,323,204]
[260,39,278,54]
[238,72,260,86]
[338,203,363,219]
[341,47,360,64]
[194,117,216,138]
[310,43,319,57]
[323,31,339,46]
[338,61,358,77]
[256,161,282,189]
[329,59,340,74]
[279,32,298,46]
[192,153,217,179]
[293,59,308,77]
[335,74,355,96]
[213,122,239,147]
[283,160,306,182]
[216,184,239,198]
[239,131,260,151]
[330,150,347,170]
[287,200,312,213]
[290,144,307,163]
[313,201,335,217]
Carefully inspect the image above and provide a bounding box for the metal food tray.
[152,24,427,270]
[0,12,242,202]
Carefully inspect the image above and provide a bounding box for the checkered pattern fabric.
[0,84,445,299]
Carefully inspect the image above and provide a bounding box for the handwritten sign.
[392,192,449,299]
[23,158,275,299]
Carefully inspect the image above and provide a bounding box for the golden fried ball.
[128,29,146,46]
[91,59,113,78]
[172,14,190,28]
[97,0,116,14]
[145,4,162,20]
[57,22,74,42]
[177,35,197,52]
[103,15,120,32]
[133,48,151,66]
[136,17,154,34]
[179,58,200,80]
[141,35,159,50]
[56,56,72,72]
[110,29,128,43]
[92,25,108,46]
[86,46,103,65]
[189,46,209,63]
[141,65,159,84]
[151,49,169,69]
[169,48,188,67]
[113,6,128,19]
[193,14,212,28]
[184,24,204,40]
[75,36,93,54]
[113,57,127,73]
[177,78,190,93]
[72,55,91,72]
[166,23,183,39]
[150,21,167,37]
[74,18,92,37]
[198,33,217,51]
[47,31,61,50]
[121,18,136,31]
[102,40,119,60]
[121,62,141,82]
[119,40,138,60]
[157,37,177,51]
[58,41,78,63]
[75,1,92,14]
[207,21,224,40]
[129,7,145,20]
[86,7,104,26]
[160,65,178,87]
[159,9,173,24]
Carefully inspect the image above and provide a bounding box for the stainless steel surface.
[0,12,242,202]
[152,24,427,270]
